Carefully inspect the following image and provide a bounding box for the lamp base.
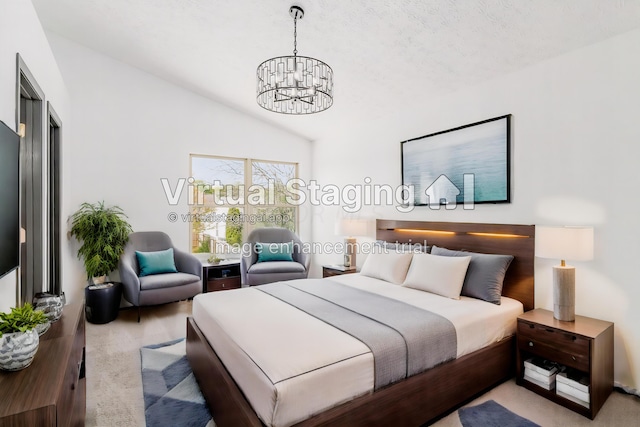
[344,237,356,269]
[553,265,575,321]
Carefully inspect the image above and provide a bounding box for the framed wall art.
[401,115,511,206]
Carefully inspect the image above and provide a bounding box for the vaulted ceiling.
[32,0,640,141]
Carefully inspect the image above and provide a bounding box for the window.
[189,155,298,257]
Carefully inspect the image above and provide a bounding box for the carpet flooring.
[85,300,640,426]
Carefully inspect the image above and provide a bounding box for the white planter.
[33,293,64,322]
[93,275,108,284]
[0,329,40,371]
[35,320,51,336]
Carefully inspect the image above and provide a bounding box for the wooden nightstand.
[202,261,241,292]
[516,309,613,419]
[322,265,360,278]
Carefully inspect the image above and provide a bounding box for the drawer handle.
[71,382,75,391]
[572,356,576,361]
[528,324,534,329]
[528,341,534,347]
[545,328,555,333]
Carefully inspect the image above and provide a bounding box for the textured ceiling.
[32,0,640,141]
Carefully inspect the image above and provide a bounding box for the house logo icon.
[424,174,475,210]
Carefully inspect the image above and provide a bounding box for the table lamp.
[335,218,368,269]
[535,226,594,321]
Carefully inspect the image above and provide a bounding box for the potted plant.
[69,201,133,324]
[208,255,222,265]
[0,304,49,371]
[70,201,133,283]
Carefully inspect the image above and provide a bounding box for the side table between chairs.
[85,281,123,324]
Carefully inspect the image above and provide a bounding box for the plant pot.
[35,320,51,336]
[92,275,108,284]
[85,282,123,324]
[0,329,39,371]
[33,293,64,322]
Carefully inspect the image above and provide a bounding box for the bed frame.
[186,220,535,426]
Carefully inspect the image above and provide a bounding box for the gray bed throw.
[257,279,457,389]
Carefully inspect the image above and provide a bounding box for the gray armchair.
[241,228,310,286]
[119,231,202,321]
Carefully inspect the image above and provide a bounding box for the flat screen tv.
[401,115,510,206]
[0,120,20,279]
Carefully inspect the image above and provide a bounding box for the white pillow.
[402,253,472,299]
[360,252,414,284]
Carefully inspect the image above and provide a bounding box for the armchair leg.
[137,306,141,323]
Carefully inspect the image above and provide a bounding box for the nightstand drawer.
[518,320,590,355]
[207,277,241,292]
[517,335,589,371]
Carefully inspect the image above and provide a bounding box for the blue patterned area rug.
[140,338,214,427]
[459,400,540,427]
[141,341,536,427]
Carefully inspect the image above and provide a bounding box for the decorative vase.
[33,293,64,322]
[0,329,40,371]
[35,320,51,336]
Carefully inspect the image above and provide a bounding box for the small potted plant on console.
[0,304,49,371]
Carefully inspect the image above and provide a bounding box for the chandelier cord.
[293,13,298,57]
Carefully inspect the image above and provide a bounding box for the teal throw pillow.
[256,242,294,263]
[136,248,178,277]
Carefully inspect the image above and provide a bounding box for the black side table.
[85,282,123,324]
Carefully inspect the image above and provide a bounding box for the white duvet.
[191,274,523,427]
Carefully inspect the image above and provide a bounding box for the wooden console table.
[0,302,86,426]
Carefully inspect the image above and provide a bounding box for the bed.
[186,220,535,426]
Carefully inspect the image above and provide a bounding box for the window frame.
[188,153,299,254]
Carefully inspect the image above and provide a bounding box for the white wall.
[0,0,71,312]
[311,29,640,390]
[46,33,312,304]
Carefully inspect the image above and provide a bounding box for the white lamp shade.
[535,226,594,261]
[335,218,369,237]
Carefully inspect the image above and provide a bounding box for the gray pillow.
[430,245,514,305]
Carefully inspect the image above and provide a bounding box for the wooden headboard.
[376,220,535,311]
